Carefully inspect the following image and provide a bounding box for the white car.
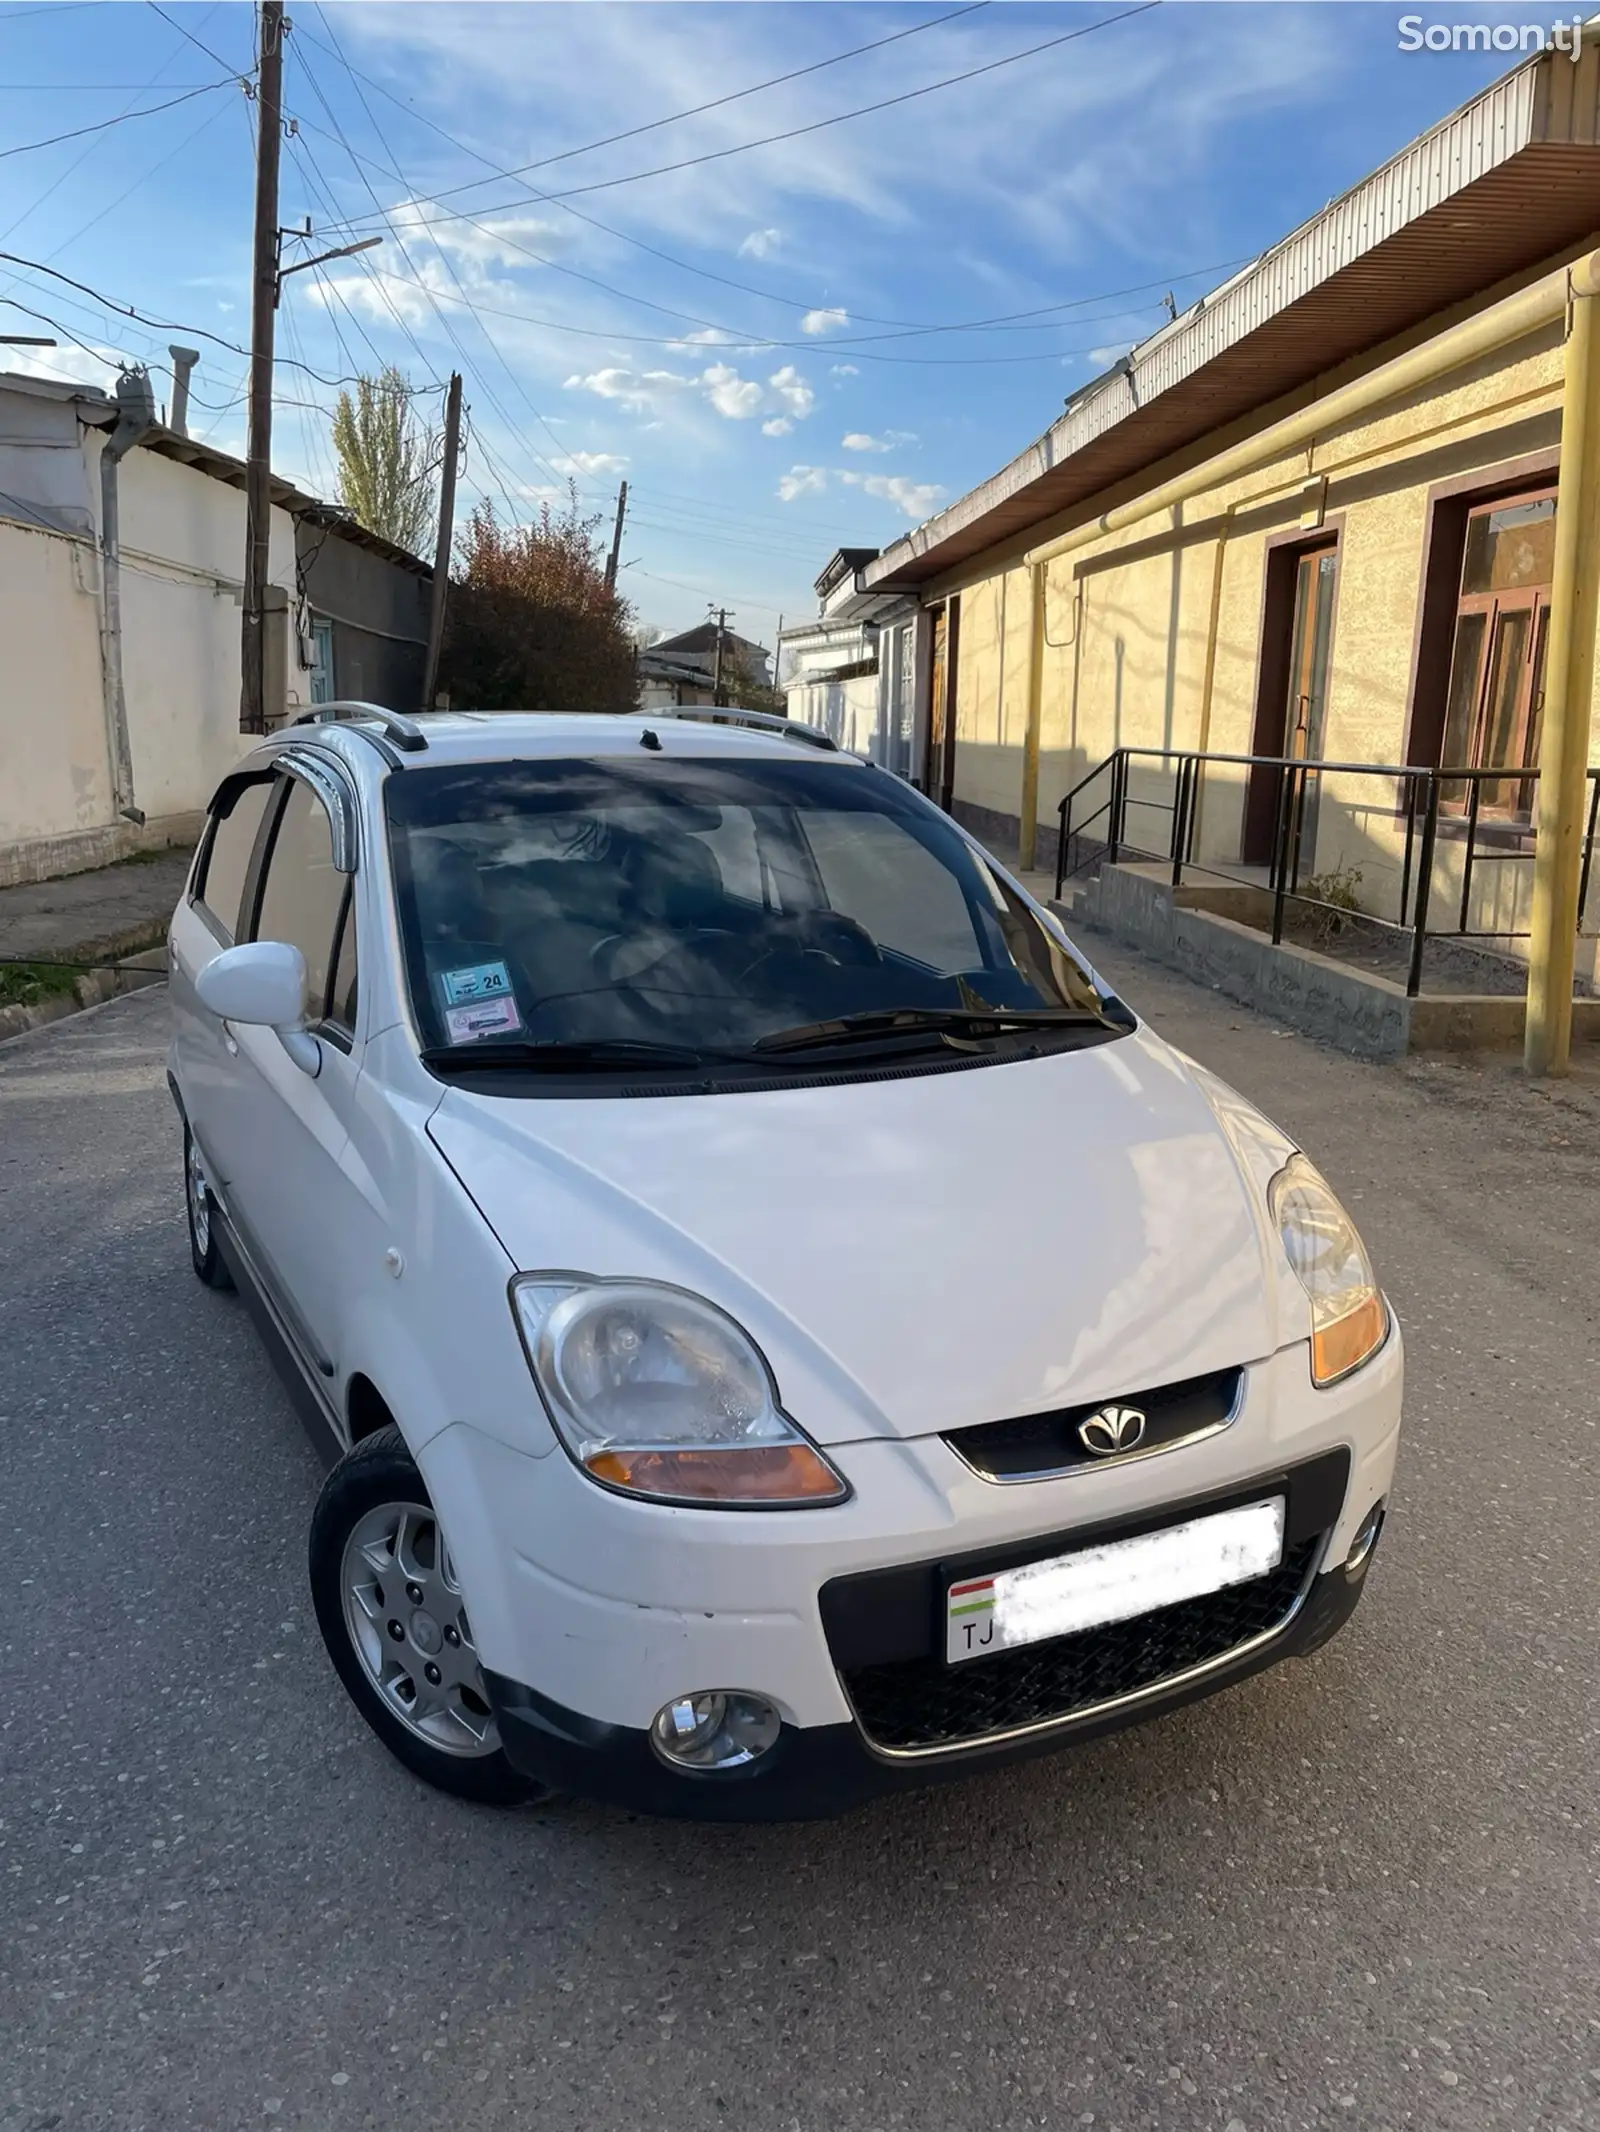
[167,702,1401,1819]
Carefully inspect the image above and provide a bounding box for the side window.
[801,811,983,974]
[251,777,346,1012]
[326,885,359,1036]
[196,776,275,942]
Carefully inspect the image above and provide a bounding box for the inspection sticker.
[439,960,514,1007]
[444,994,523,1045]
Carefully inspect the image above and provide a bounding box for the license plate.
[945,1496,1286,1665]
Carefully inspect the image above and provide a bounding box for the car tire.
[184,1125,234,1291]
[309,1426,546,1807]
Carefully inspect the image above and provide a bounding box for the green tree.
[723,643,785,717]
[441,486,636,711]
[330,367,437,555]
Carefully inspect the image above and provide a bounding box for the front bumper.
[423,1329,1401,1819]
[484,1534,1377,1822]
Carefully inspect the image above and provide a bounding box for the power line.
[297,2,989,221]
[265,248,1169,366]
[143,0,245,75]
[42,88,237,259]
[293,116,1175,355]
[0,250,442,388]
[0,1,108,20]
[343,4,1160,224]
[628,566,787,618]
[287,8,1232,340]
[0,77,237,159]
[293,24,572,499]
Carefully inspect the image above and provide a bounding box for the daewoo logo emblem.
[1078,1404,1147,1457]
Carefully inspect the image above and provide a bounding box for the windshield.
[384,754,1119,1067]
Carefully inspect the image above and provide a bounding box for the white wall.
[0,416,312,883]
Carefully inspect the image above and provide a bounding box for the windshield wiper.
[420,1036,722,1073]
[752,1006,1110,1056]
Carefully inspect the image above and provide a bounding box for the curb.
[0,950,166,1045]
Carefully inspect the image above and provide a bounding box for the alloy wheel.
[339,1502,501,1759]
[186,1136,211,1257]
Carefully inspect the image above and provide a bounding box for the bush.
[440,488,636,712]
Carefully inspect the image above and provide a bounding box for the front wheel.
[309,1427,544,1806]
[183,1126,233,1290]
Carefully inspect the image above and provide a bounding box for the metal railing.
[1054,746,1600,998]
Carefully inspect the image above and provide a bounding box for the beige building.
[816,40,1600,988]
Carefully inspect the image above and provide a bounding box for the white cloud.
[566,357,813,430]
[830,364,859,378]
[673,327,735,347]
[702,362,764,419]
[767,364,814,419]
[551,450,629,476]
[841,429,915,453]
[801,307,849,335]
[1089,344,1133,367]
[838,470,945,520]
[739,228,780,259]
[778,465,828,502]
[563,365,693,410]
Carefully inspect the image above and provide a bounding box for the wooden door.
[1243,543,1337,866]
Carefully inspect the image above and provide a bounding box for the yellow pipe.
[1025,262,1582,573]
[1018,561,1046,869]
[1526,256,1600,1075]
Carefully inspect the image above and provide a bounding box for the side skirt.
[214,1214,346,1472]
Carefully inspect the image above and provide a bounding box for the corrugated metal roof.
[861,38,1600,594]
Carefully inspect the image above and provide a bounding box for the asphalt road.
[2,961,1598,2132]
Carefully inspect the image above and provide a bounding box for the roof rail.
[291,700,429,753]
[659,705,838,752]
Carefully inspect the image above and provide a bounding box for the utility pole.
[421,371,463,714]
[604,478,628,592]
[240,0,285,735]
[711,605,731,706]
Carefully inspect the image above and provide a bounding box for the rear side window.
[196,776,275,942]
[251,777,346,1012]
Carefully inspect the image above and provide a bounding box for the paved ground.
[0,851,190,966]
[2,955,1597,2132]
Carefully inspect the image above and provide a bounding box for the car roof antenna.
[639,727,663,751]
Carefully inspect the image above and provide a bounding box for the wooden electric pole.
[240,0,285,735]
[711,605,731,705]
[604,478,628,592]
[421,370,463,713]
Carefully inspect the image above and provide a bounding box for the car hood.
[427,1030,1298,1445]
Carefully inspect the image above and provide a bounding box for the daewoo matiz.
[167,702,1401,1819]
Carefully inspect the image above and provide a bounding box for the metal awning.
[861,37,1600,594]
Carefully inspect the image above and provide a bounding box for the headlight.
[1268,1155,1387,1386]
[510,1276,849,1508]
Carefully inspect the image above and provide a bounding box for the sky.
[0,0,1561,645]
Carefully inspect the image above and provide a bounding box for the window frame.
[1436,485,1556,821]
[1403,453,1560,778]
[191,769,281,947]
[242,759,363,1048]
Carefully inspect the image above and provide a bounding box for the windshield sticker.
[444,995,523,1045]
[439,959,514,1008]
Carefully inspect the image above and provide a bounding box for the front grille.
[945,1367,1242,1482]
[841,1535,1319,1753]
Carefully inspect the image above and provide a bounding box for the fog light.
[1344,1500,1385,1576]
[649,1690,781,1771]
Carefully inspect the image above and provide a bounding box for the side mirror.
[195,940,321,1076]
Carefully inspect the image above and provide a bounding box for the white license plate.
[945,1496,1286,1665]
